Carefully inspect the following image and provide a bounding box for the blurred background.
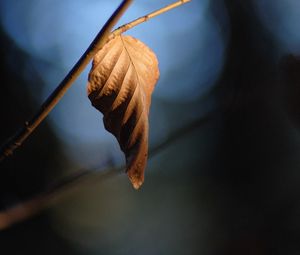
[0,0,300,254]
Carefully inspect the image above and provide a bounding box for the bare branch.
[109,0,191,40]
[0,0,133,162]
[0,0,191,162]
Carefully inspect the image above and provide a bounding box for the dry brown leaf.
[87,35,159,189]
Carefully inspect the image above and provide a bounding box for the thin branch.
[0,112,213,231]
[109,0,191,40]
[0,0,133,162]
[0,0,191,163]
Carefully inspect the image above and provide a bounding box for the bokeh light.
[253,0,300,54]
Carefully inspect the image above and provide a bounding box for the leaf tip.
[128,172,144,190]
[132,181,143,190]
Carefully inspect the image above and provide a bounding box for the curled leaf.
[87,35,159,189]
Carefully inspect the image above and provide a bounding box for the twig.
[0,0,133,162]
[0,0,191,163]
[109,0,191,40]
[0,112,212,231]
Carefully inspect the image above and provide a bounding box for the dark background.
[1,0,300,254]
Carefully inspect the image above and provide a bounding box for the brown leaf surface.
[87,35,159,189]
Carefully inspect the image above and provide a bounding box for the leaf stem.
[109,0,191,40]
[0,0,133,162]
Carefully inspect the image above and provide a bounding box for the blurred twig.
[0,111,213,231]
